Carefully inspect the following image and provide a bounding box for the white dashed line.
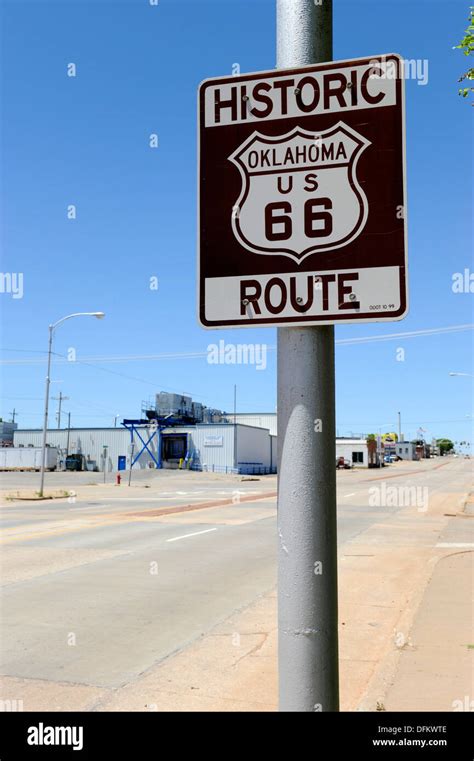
[435,542,474,548]
[166,528,218,543]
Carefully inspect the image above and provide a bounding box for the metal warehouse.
[13,424,277,475]
[232,413,277,436]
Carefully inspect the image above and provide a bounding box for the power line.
[1,324,472,365]
[2,397,43,401]
[1,350,210,402]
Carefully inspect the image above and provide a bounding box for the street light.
[39,312,105,497]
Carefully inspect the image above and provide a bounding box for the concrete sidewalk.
[381,549,473,712]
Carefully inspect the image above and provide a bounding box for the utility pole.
[9,408,17,424]
[233,384,237,472]
[39,311,105,497]
[128,441,135,487]
[53,391,69,428]
[103,445,108,483]
[398,411,402,441]
[277,0,339,712]
[66,412,71,456]
[39,327,54,497]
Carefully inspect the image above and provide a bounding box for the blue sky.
[1,0,472,445]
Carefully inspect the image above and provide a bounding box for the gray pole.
[53,392,69,428]
[38,311,105,496]
[103,446,108,483]
[398,411,402,442]
[233,384,238,472]
[39,326,54,498]
[66,412,71,456]
[277,0,339,712]
[128,442,135,487]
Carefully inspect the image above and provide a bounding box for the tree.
[436,438,454,454]
[366,434,378,467]
[454,6,474,101]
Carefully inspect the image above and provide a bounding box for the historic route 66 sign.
[198,55,408,328]
[229,123,370,262]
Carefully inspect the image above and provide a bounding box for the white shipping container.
[0,446,58,471]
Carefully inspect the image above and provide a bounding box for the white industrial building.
[13,394,380,473]
[232,413,278,436]
[13,423,277,475]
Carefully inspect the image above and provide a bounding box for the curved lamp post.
[39,312,105,497]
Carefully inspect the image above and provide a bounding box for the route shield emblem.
[229,122,371,263]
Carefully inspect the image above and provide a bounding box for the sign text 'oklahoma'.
[198,55,408,328]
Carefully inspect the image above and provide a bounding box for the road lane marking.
[166,528,217,543]
[343,493,356,497]
[0,493,277,544]
[436,542,474,548]
[101,497,208,502]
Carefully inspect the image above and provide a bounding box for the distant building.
[14,423,277,475]
[336,437,366,467]
[382,434,398,457]
[336,437,383,468]
[395,442,417,461]
[232,413,277,436]
[412,440,431,459]
[417,442,431,459]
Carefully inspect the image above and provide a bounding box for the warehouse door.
[161,434,187,468]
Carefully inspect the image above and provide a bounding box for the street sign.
[198,54,407,328]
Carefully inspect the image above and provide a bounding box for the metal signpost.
[102,445,108,484]
[197,0,407,711]
[128,442,135,487]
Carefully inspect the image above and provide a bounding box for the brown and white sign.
[198,55,408,328]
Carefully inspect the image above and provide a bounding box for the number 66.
[264,198,333,241]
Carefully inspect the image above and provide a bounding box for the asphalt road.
[0,459,470,689]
